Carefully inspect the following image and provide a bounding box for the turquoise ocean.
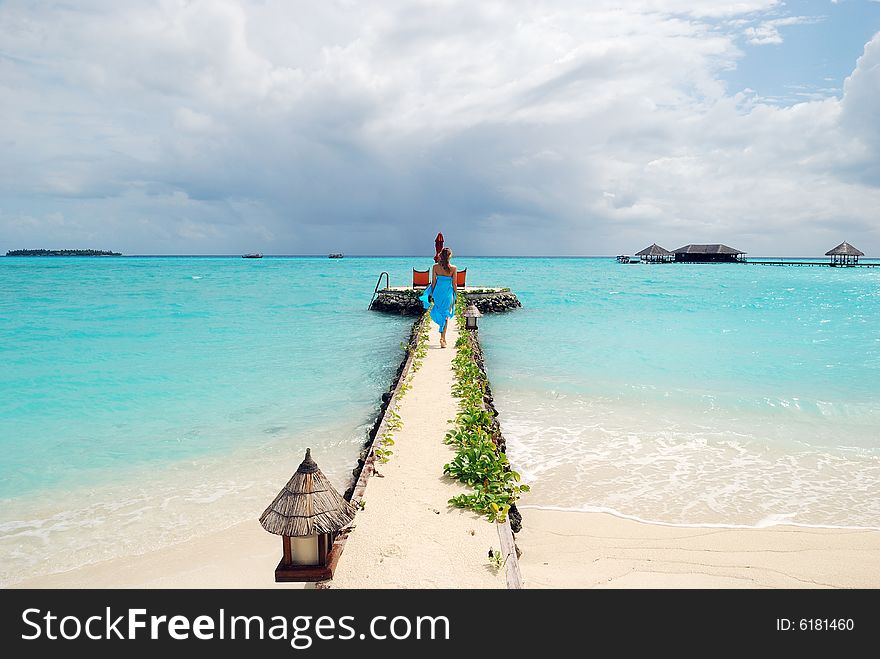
[1,256,879,585]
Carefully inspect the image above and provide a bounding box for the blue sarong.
[418,275,455,332]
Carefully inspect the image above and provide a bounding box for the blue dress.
[419,274,455,332]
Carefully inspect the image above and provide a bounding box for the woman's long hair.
[437,247,453,271]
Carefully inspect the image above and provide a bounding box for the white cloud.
[0,1,877,256]
[839,32,880,186]
[743,16,825,45]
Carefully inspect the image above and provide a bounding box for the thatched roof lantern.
[260,449,356,582]
[463,302,483,330]
[825,241,864,265]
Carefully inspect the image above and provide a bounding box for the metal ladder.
[368,271,389,309]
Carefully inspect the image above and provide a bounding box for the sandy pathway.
[330,319,507,588]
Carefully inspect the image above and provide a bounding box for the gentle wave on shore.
[498,386,880,529]
[480,258,880,529]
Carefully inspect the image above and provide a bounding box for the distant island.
[6,249,122,257]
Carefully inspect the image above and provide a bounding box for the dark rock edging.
[370,288,522,315]
[369,289,425,315]
[459,327,523,535]
[343,314,423,501]
[462,291,522,314]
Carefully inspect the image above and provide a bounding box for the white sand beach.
[12,518,305,589]
[516,507,880,588]
[16,505,879,589]
[16,506,879,589]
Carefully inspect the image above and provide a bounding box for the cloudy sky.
[1,0,879,256]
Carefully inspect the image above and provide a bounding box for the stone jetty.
[370,287,521,315]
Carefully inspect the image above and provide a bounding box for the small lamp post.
[464,303,482,331]
[260,448,357,582]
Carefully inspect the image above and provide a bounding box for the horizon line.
[4,253,877,259]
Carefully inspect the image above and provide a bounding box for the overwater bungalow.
[635,243,674,263]
[673,244,746,263]
[825,241,864,266]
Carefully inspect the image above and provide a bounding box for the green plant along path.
[444,295,530,523]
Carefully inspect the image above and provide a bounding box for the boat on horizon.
[328,253,344,259]
[242,253,263,259]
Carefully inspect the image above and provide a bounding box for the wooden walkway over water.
[620,260,879,268]
[744,261,879,268]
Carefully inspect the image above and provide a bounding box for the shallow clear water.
[0,256,414,585]
[1,255,878,585]
[476,258,880,529]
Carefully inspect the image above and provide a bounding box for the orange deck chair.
[455,268,467,288]
[412,269,430,288]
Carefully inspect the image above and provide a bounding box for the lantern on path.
[260,448,356,582]
[464,303,482,331]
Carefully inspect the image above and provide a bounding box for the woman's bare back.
[433,264,456,277]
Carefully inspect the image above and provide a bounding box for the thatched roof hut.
[674,244,744,255]
[635,243,673,257]
[635,243,673,263]
[825,241,864,264]
[673,244,745,263]
[260,448,356,537]
[825,241,864,257]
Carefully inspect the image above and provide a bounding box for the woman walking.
[418,247,457,348]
